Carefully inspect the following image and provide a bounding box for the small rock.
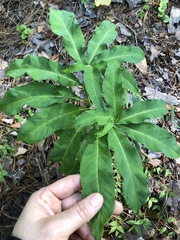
[117,23,132,36]
[168,7,180,40]
[174,220,180,235]
[166,180,180,218]
[126,0,142,9]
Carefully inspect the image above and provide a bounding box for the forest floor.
[0,0,180,239]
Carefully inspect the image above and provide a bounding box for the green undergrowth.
[109,166,177,238]
[140,0,169,23]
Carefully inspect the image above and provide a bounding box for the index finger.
[46,174,81,200]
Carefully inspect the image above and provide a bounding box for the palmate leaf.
[92,45,144,65]
[87,20,117,64]
[6,55,79,86]
[108,128,148,213]
[50,9,85,62]
[117,99,168,124]
[119,67,140,95]
[18,103,82,143]
[103,62,124,118]
[48,129,84,173]
[84,66,104,109]
[120,123,180,158]
[0,82,74,115]
[70,109,113,129]
[80,134,115,240]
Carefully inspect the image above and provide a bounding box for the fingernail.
[90,193,103,208]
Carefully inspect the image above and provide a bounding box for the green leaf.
[96,119,114,137]
[50,9,85,62]
[92,45,144,65]
[119,123,180,159]
[48,129,84,173]
[64,61,86,73]
[6,55,79,86]
[71,109,113,129]
[18,103,82,143]
[87,20,117,64]
[0,82,66,115]
[163,15,170,23]
[143,4,150,10]
[84,65,104,108]
[108,128,148,213]
[103,62,124,117]
[119,67,140,95]
[16,24,27,32]
[80,135,115,240]
[56,85,81,100]
[117,99,168,124]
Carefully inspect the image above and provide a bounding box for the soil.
[0,0,180,239]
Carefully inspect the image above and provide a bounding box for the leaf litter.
[0,0,180,239]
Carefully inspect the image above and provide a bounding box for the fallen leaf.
[168,7,180,34]
[2,118,14,124]
[175,158,180,165]
[0,58,8,70]
[135,57,147,74]
[14,147,27,157]
[10,131,18,136]
[95,0,111,6]
[117,23,131,37]
[0,24,6,33]
[11,122,21,128]
[145,87,180,105]
[150,45,160,61]
[174,220,180,235]
[148,158,162,167]
[37,25,45,33]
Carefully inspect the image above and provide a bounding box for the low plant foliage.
[0,9,179,239]
[158,0,169,23]
[16,24,32,43]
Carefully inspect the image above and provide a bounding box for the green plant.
[14,114,24,123]
[139,0,150,18]
[0,139,15,160]
[16,24,32,43]
[0,139,14,182]
[109,216,125,237]
[127,216,152,235]
[0,9,179,239]
[158,0,169,23]
[0,164,9,182]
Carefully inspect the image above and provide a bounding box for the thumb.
[54,193,103,237]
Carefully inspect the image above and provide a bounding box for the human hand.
[12,174,123,240]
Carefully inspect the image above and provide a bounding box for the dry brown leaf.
[14,147,27,157]
[37,25,45,33]
[135,57,147,75]
[150,45,160,61]
[11,122,21,128]
[148,158,162,167]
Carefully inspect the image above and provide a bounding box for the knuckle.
[75,201,89,220]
